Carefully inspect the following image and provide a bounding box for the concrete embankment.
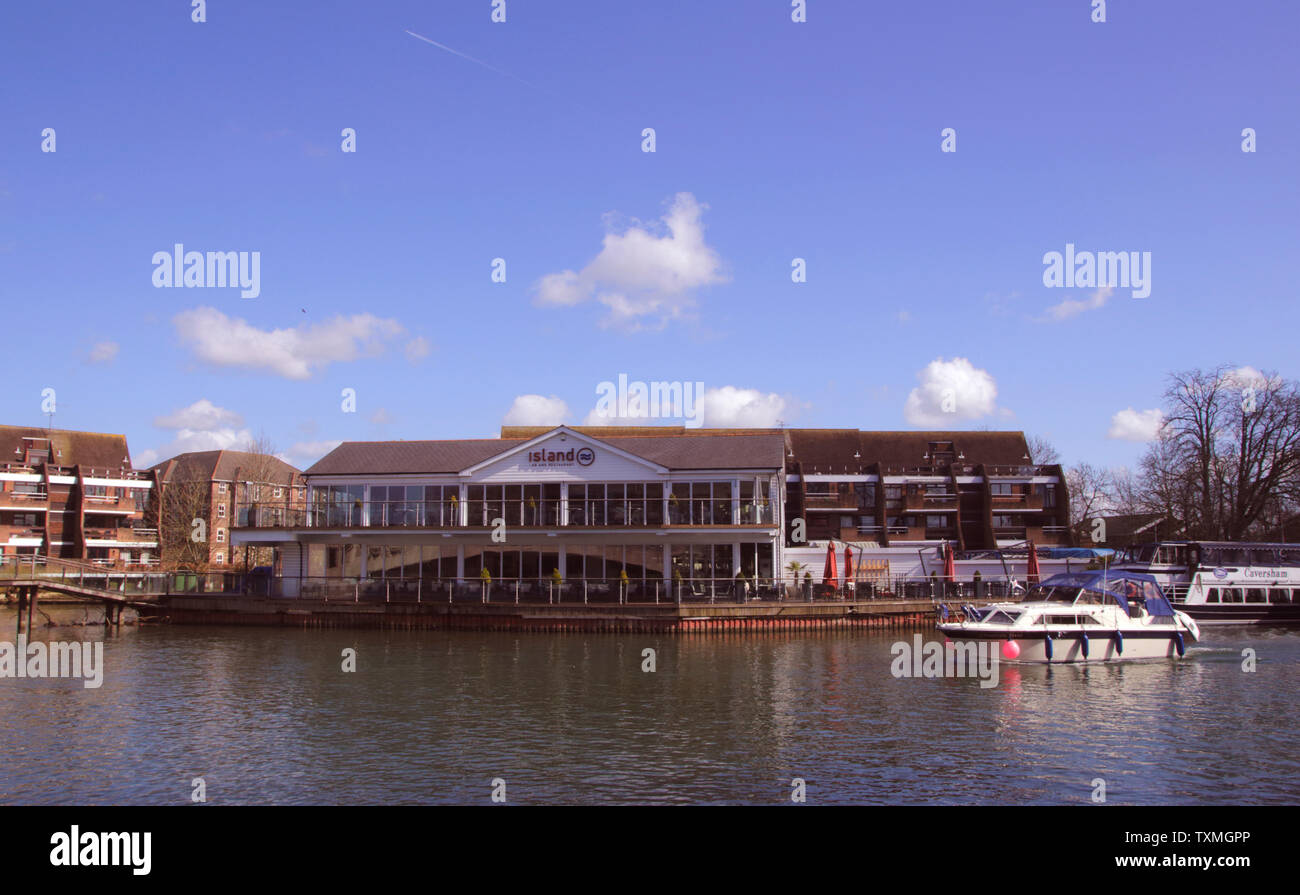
[140,595,943,633]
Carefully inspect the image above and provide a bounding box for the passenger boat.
[1112,541,1300,625]
[937,571,1200,663]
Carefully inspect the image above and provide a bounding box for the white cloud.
[1223,365,1275,390]
[405,336,431,363]
[504,394,570,426]
[282,440,343,469]
[88,341,119,364]
[134,427,255,469]
[173,307,404,379]
[1042,286,1114,322]
[154,399,245,431]
[134,399,254,468]
[533,192,728,330]
[903,358,1000,426]
[699,386,787,427]
[1108,407,1165,442]
[581,385,788,428]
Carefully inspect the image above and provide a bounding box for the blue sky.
[1,0,1296,470]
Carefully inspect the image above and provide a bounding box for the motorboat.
[936,571,1200,663]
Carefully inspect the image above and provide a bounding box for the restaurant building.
[232,425,1071,596]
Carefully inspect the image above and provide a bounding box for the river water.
[1,609,1296,805]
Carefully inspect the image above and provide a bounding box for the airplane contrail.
[404,29,536,88]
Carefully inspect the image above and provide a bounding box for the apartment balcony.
[82,525,158,546]
[83,495,130,511]
[0,464,39,475]
[803,490,859,510]
[991,492,1044,511]
[904,491,957,511]
[1027,525,1071,546]
[994,527,1028,541]
[985,464,1054,477]
[0,490,49,507]
[2,527,45,546]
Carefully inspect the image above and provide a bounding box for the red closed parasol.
[1026,540,1041,586]
[822,542,838,590]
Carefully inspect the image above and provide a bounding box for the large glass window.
[646,483,664,525]
[568,484,586,525]
[713,481,732,524]
[692,482,712,524]
[521,547,540,580]
[544,484,561,526]
[670,483,690,523]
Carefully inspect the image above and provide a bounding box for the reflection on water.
[0,610,1296,805]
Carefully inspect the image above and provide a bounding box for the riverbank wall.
[138,595,944,633]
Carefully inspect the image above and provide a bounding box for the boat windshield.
[1026,584,1081,603]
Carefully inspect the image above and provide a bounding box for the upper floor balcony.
[233,498,778,530]
[985,464,1056,477]
[0,489,48,506]
[991,491,1045,511]
[904,490,957,511]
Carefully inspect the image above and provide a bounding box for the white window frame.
[217,504,227,518]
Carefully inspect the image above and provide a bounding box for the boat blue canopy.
[1038,571,1176,617]
[1038,547,1116,559]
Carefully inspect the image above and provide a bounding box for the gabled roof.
[0,424,133,471]
[306,428,787,475]
[460,426,669,475]
[152,450,301,485]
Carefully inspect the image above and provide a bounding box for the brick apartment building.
[0,425,157,567]
[150,450,305,570]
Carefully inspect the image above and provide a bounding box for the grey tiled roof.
[305,431,787,475]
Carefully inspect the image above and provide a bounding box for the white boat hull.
[936,628,1189,663]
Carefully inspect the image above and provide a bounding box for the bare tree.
[1107,466,1145,516]
[1067,462,1113,534]
[1142,366,1300,539]
[157,479,211,573]
[1026,434,1061,465]
[1220,372,1300,538]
